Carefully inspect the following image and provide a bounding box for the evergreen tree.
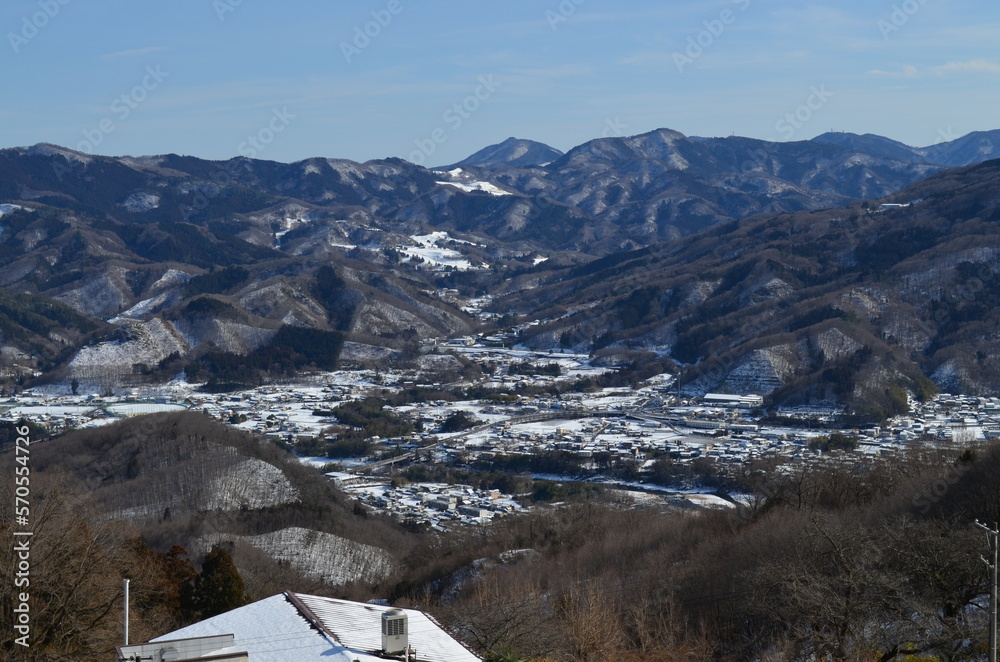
[157,545,199,625]
[192,545,249,619]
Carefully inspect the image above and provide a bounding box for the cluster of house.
[330,475,523,531]
[364,388,1000,496]
[8,344,1000,527]
[192,382,373,440]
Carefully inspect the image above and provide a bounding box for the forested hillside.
[505,159,1000,414]
[0,412,415,660]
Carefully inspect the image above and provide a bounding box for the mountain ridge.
[503,157,1000,414]
[2,129,1000,402]
[811,129,1000,167]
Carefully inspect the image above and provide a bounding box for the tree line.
[385,442,1000,661]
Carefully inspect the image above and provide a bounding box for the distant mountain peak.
[812,129,1000,167]
[810,132,927,163]
[23,142,97,164]
[446,137,563,169]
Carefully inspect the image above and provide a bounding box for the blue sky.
[2,0,997,165]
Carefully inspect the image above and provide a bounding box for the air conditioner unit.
[381,608,408,655]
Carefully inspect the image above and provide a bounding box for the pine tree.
[192,545,249,619]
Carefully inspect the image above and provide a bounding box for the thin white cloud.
[867,64,919,78]
[101,46,171,61]
[930,59,1000,75]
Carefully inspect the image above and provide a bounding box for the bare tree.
[0,472,174,660]
[442,574,560,660]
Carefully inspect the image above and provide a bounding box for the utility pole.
[976,520,998,662]
[123,578,130,646]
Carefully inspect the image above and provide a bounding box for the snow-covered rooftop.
[152,592,481,662]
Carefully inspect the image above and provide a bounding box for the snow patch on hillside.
[436,168,511,196]
[111,290,178,321]
[206,458,300,510]
[238,283,327,324]
[436,180,511,196]
[739,277,792,306]
[812,328,863,361]
[717,346,798,395]
[340,342,400,363]
[400,232,478,270]
[0,204,25,218]
[153,269,193,290]
[839,288,887,321]
[932,359,965,392]
[172,319,276,356]
[55,270,132,317]
[418,353,463,374]
[70,319,188,375]
[326,159,365,180]
[202,527,395,586]
[350,300,441,340]
[682,279,721,308]
[120,192,160,212]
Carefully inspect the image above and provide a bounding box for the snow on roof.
[154,594,346,661]
[296,593,481,662]
[152,592,480,662]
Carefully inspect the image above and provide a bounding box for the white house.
[116,591,480,662]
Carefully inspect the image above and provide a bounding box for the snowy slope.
[201,526,395,586]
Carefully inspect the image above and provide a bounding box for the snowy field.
[435,168,511,196]
[6,405,99,417]
[399,232,482,271]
